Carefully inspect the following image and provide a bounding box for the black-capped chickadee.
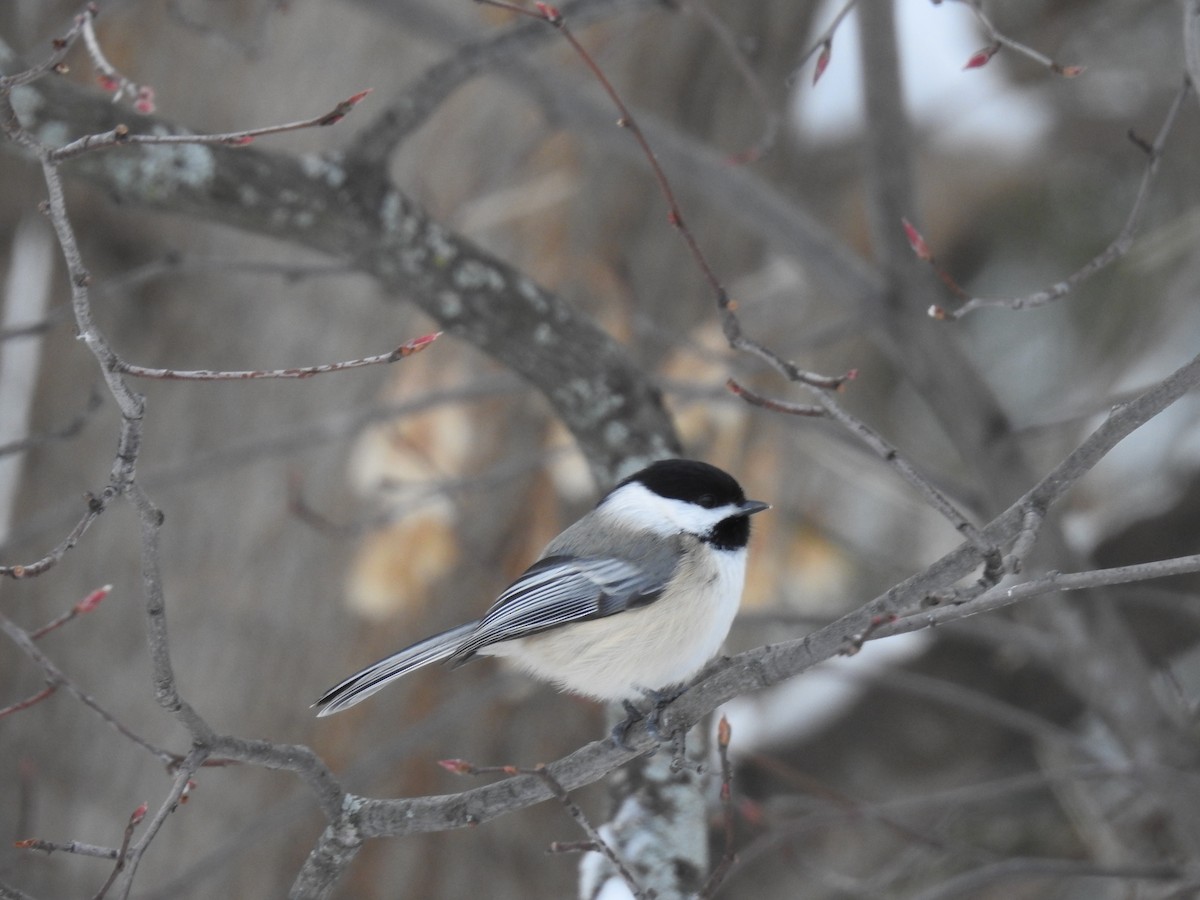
[314,458,768,717]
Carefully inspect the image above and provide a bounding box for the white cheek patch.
[599,483,740,536]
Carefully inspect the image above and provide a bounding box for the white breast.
[480,543,747,701]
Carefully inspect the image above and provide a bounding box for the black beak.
[739,499,770,516]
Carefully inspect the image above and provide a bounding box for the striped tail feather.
[313,622,478,716]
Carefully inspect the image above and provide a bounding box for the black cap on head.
[618,458,747,509]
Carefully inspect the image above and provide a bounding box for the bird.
[313,458,768,723]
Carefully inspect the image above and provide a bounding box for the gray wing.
[449,553,675,662]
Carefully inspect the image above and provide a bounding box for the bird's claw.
[609,687,688,753]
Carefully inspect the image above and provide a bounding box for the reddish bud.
[130,802,148,826]
[813,40,832,85]
[963,42,1000,70]
[75,584,111,615]
[317,93,372,127]
[717,714,731,748]
[535,2,563,23]
[396,331,441,357]
[227,135,255,146]
[97,73,120,92]
[902,218,933,262]
[180,779,197,804]
[438,758,475,775]
[133,85,156,115]
[14,839,37,849]
[1055,64,1085,78]
[928,304,948,320]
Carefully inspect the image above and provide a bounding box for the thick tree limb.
[0,63,678,486]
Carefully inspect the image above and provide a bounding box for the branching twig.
[474,0,842,401]
[439,758,651,899]
[476,1,998,574]
[90,803,147,900]
[879,553,1200,639]
[0,487,113,579]
[0,7,88,90]
[531,764,650,900]
[350,0,642,163]
[929,77,1191,319]
[78,6,155,114]
[111,752,207,898]
[731,378,997,563]
[0,611,175,764]
[944,0,1084,77]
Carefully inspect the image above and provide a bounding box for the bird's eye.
[698,494,717,508]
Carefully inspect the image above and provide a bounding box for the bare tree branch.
[933,78,1192,318]
[0,63,679,486]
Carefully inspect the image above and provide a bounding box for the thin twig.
[113,752,207,898]
[0,7,89,90]
[946,0,1084,77]
[0,685,56,719]
[351,0,640,162]
[0,612,176,765]
[790,0,858,85]
[472,3,851,395]
[90,803,147,900]
[479,0,732,299]
[0,490,112,579]
[30,584,111,639]
[474,0,998,572]
[726,378,826,417]
[879,553,1200,639]
[115,333,440,381]
[48,90,373,162]
[79,6,155,113]
[440,756,651,899]
[530,764,651,900]
[14,838,120,860]
[931,77,1191,319]
[733,378,997,561]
